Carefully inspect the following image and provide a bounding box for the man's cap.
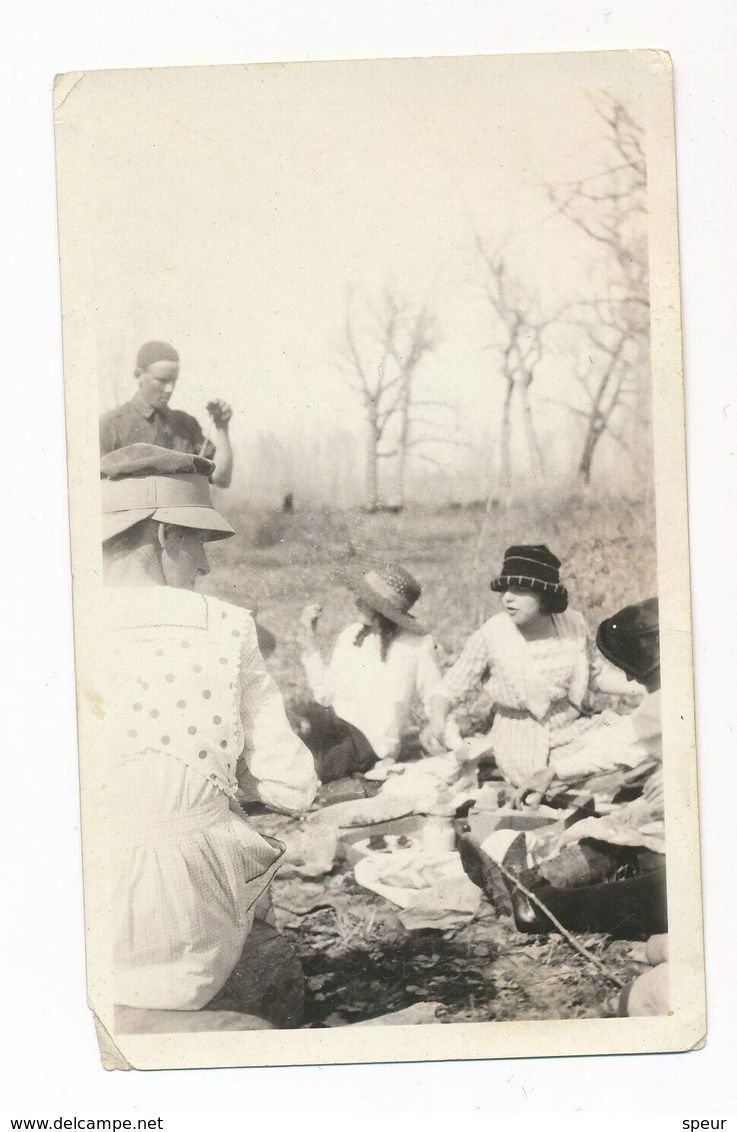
[135,341,180,371]
[101,444,234,542]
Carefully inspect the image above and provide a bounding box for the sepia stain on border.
[83,688,105,720]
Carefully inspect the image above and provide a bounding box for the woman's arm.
[207,401,234,488]
[427,628,490,743]
[210,428,233,488]
[441,628,492,704]
[297,603,336,706]
[416,637,457,754]
[415,636,446,713]
[238,644,318,815]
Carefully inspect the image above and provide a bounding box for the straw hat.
[100,444,234,542]
[353,564,427,634]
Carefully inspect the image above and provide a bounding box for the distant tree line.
[337,95,651,511]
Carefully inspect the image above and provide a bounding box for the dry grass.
[208,494,657,703]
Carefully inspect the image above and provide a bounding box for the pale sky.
[72,55,650,493]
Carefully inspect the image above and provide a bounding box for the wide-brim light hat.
[596,598,659,680]
[101,444,235,542]
[353,564,427,634]
[490,543,568,612]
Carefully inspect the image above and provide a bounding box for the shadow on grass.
[298,924,501,1027]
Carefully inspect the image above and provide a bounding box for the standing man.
[99,341,234,488]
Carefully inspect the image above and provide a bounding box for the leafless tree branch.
[544,95,650,483]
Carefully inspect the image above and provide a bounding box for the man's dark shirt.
[99,391,216,459]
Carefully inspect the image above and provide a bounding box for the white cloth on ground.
[378,752,477,812]
[556,798,665,854]
[354,847,481,925]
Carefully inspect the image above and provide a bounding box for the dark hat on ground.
[353,564,427,634]
[135,341,180,370]
[101,443,234,542]
[490,544,568,613]
[596,598,659,681]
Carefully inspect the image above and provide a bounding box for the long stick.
[495,858,626,990]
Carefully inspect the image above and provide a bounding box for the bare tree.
[547,95,650,483]
[553,303,650,483]
[476,239,549,500]
[384,298,459,508]
[337,290,450,510]
[338,294,400,510]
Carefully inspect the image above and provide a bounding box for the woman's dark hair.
[353,610,401,661]
[538,590,568,615]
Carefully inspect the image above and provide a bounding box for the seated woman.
[99,444,318,1031]
[295,565,446,782]
[428,545,637,788]
[458,598,666,941]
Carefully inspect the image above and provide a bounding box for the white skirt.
[111,764,283,1010]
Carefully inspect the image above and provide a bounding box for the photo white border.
[3,0,735,1113]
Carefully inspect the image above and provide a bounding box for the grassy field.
[206,495,658,1025]
[208,493,658,698]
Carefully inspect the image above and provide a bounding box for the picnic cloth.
[308,794,418,829]
[354,847,481,930]
[278,822,340,878]
[378,753,478,813]
[554,796,665,855]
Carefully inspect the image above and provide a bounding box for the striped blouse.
[441,609,631,786]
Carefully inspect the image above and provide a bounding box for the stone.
[204,919,305,1028]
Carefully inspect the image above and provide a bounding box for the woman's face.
[501,586,545,627]
[160,525,211,590]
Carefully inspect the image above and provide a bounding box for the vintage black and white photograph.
[53,50,703,1069]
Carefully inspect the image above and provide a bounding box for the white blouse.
[301,623,445,759]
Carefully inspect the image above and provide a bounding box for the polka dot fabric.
[106,591,255,799]
[100,585,317,1011]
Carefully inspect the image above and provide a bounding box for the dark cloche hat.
[100,443,234,543]
[596,598,660,681]
[353,564,427,634]
[490,544,568,613]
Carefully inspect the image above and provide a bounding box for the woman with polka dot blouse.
[98,445,317,1028]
